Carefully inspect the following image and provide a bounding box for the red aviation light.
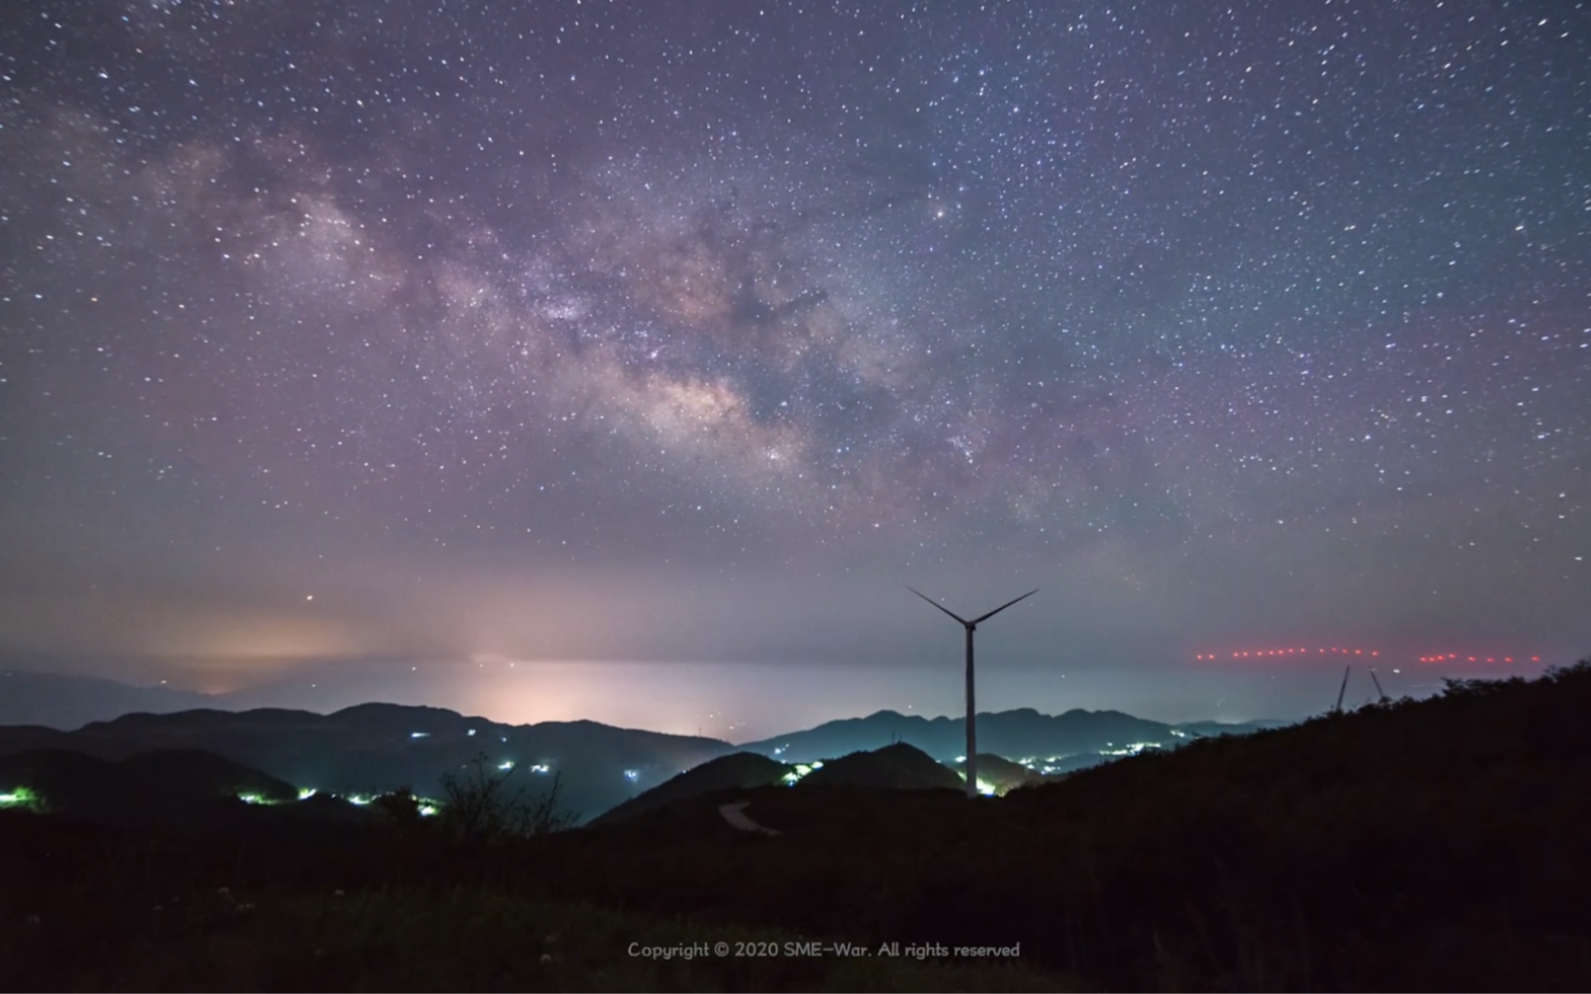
[1197,645,1383,663]
[1205,646,1539,666]
[1416,652,1536,666]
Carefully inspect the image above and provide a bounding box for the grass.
[2,875,1062,992]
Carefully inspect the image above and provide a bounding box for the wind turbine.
[1368,669,1388,704]
[908,586,1038,798]
[1333,665,1352,715]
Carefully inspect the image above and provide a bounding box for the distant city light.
[0,786,39,809]
[297,787,317,800]
[410,731,430,739]
[1101,742,1156,757]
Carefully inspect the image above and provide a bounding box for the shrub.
[436,753,577,844]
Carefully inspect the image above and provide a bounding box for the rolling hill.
[0,748,352,830]
[0,701,733,825]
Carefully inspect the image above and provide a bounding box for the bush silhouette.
[436,753,576,843]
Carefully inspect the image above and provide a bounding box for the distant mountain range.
[0,671,1290,822]
[737,707,1287,767]
[0,671,220,729]
[0,687,731,824]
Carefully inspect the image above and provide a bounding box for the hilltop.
[796,741,964,791]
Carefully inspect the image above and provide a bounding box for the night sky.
[1,1,1587,739]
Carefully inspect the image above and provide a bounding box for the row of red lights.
[1194,647,1379,661]
[1194,648,1541,665]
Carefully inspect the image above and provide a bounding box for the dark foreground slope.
[2,662,1587,992]
[540,662,1591,991]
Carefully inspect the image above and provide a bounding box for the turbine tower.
[908,586,1039,798]
[1333,665,1352,715]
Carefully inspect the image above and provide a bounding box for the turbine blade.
[907,587,969,625]
[972,589,1039,625]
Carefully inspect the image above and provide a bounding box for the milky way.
[1,1,1587,733]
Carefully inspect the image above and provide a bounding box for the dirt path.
[717,800,781,836]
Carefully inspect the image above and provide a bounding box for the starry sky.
[1,0,1587,738]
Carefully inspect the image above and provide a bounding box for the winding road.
[717,801,781,836]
